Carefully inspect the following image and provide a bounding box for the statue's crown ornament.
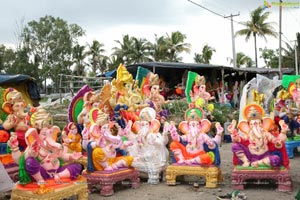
[185,108,204,121]
[243,103,264,121]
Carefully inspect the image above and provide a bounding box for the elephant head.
[132,107,160,135]
[2,88,26,115]
[238,103,274,137]
[178,108,211,136]
[29,108,62,151]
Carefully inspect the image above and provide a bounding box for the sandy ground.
[88,142,300,200]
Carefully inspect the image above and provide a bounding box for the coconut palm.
[151,34,168,62]
[227,52,253,68]
[127,37,152,63]
[72,44,87,76]
[282,32,300,69]
[194,44,216,64]
[112,34,134,65]
[165,31,191,62]
[235,6,277,68]
[87,40,105,74]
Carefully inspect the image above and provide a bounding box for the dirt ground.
[88,142,300,200]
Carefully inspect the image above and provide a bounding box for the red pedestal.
[82,167,140,196]
[231,167,292,192]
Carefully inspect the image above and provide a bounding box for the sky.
[1,0,300,68]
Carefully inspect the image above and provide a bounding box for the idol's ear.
[2,102,13,114]
[237,120,250,135]
[132,121,141,134]
[150,119,161,133]
[25,128,41,146]
[50,126,61,141]
[178,121,189,135]
[200,119,211,133]
[262,117,274,132]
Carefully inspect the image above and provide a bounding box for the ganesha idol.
[2,88,29,151]
[228,103,292,191]
[228,103,289,168]
[164,108,223,188]
[122,107,169,184]
[167,108,222,166]
[82,108,134,172]
[7,107,84,194]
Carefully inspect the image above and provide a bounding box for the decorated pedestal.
[231,166,292,192]
[82,167,140,196]
[166,164,223,188]
[11,177,88,200]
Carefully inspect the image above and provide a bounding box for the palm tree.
[87,40,105,74]
[282,32,300,69]
[194,44,215,64]
[127,37,152,63]
[165,31,191,62]
[227,52,253,68]
[151,34,168,62]
[72,44,87,76]
[235,6,277,68]
[112,34,134,65]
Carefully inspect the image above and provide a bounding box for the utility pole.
[279,0,282,78]
[225,13,240,68]
[295,40,299,75]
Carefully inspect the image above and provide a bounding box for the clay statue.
[7,107,83,194]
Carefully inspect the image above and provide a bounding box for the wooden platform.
[82,167,140,196]
[165,164,223,188]
[11,177,88,200]
[231,166,292,192]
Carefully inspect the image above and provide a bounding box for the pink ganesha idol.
[227,103,289,168]
[7,107,83,194]
[166,107,223,166]
[2,88,29,151]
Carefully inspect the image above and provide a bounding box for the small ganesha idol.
[7,107,83,194]
[165,107,223,188]
[167,107,223,166]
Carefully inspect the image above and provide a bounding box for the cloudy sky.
[1,0,300,67]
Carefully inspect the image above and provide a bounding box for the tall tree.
[112,34,133,65]
[151,34,168,62]
[22,15,85,90]
[235,6,277,68]
[227,52,253,68]
[194,44,215,64]
[72,44,87,76]
[87,40,106,74]
[127,37,152,64]
[165,31,191,62]
[282,32,300,69]
[259,47,279,68]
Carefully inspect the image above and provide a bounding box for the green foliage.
[22,15,85,89]
[212,103,239,125]
[259,47,279,68]
[162,100,189,117]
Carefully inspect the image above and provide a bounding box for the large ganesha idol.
[228,103,289,168]
[167,107,222,166]
[123,107,169,184]
[7,107,84,194]
[228,103,292,191]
